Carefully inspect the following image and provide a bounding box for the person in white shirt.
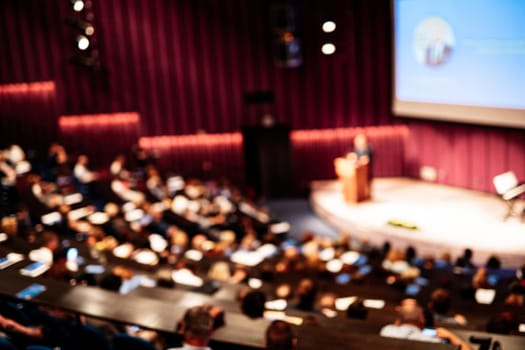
[74,154,98,184]
[167,306,214,350]
[380,299,472,350]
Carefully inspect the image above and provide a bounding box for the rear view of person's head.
[266,320,296,350]
[429,288,451,315]
[397,299,424,328]
[241,290,267,319]
[181,306,213,346]
[346,299,368,320]
[296,278,317,311]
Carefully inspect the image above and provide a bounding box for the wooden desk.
[0,269,266,349]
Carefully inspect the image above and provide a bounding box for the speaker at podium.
[334,156,370,203]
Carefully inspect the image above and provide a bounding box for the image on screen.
[392,0,525,128]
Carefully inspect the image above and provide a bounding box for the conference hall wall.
[0,0,523,193]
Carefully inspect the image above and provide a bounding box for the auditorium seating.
[1,142,524,350]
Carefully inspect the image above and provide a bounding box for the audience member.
[28,231,60,265]
[109,154,128,179]
[240,290,267,319]
[44,143,69,182]
[424,288,467,327]
[504,281,524,307]
[455,248,475,269]
[294,278,318,311]
[206,261,231,282]
[265,320,296,350]
[1,142,523,350]
[73,155,98,185]
[485,311,520,335]
[0,312,43,340]
[485,255,501,270]
[346,298,368,320]
[472,267,491,289]
[168,306,214,350]
[380,299,472,350]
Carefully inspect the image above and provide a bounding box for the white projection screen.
[392,0,525,128]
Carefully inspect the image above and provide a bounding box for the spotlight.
[77,35,90,50]
[85,24,95,36]
[322,21,336,33]
[72,0,84,12]
[65,18,95,36]
[321,43,336,55]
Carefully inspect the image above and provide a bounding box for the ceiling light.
[322,21,336,33]
[321,43,336,55]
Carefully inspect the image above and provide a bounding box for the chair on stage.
[493,171,525,220]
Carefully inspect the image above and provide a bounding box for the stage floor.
[310,178,525,267]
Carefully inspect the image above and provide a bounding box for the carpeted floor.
[263,197,340,240]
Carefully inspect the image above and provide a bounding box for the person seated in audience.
[132,145,156,179]
[110,171,145,205]
[109,154,129,179]
[29,174,63,209]
[145,165,168,200]
[14,205,34,239]
[381,299,472,350]
[424,288,467,328]
[206,261,232,282]
[455,248,475,269]
[73,154,101,201]
[509,264,525,290]
[345,298,368,320]
[44,142,69,182]
[381,249,421,288]
[168,227,189,254]
[472,267,491,289]
[73,154,98,185]
[28,231,60,265]
[0,150,18,213]
[265,320,296,350]
[485,311,520,335]
[5,144,31,174]
[167,306,215,350]
[0,301,77,349]
[485,255,501,270]
[0,150,16,186]
[240,290,267,319]
[0,312,43,341]
[293,278,318,312]
[275,283,293,301]
[504,281,524,307]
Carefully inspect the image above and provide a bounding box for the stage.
[310,178,525,268]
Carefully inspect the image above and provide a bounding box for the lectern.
[334,157,370,203]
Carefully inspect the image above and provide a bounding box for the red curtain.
[139,133,245,186]
[59,113,141,168]
[0,81,57,157]
[0,0,393,136]
[404,120,525,193]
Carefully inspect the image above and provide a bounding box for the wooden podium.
[334,157,370,203]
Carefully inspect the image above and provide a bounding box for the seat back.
[493,171,518,195]
[0,339,16,350]
[112,333,157,350]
